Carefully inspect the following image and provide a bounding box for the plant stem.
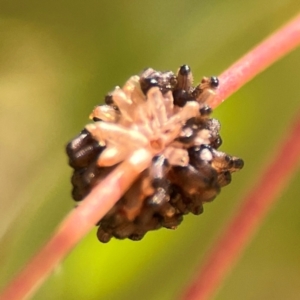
[209,12,300,109]
[1,12,300,300]
[182,108,300,300]
[0,149,152,300]
[182,12,300,300]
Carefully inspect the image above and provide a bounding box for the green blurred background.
[1,1,300,299]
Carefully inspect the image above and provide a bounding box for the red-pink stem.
[210,13,300,109]
[182,13,300,300]
[0,149,152,300]
[1,13,300,300]
[182,109,300,300]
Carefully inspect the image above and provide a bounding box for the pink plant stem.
[1,13,300,300]
[182,13,300,300]
[210,13,300,109]
[0,149,152,300]
[182,109,300,300]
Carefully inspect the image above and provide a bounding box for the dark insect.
[66,65,244,243]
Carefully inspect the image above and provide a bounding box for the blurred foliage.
[0,0,300,299]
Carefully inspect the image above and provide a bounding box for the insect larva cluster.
[66,65,244,243]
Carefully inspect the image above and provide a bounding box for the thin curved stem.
[181,109,300,300]
[209,12,300,109]
[0,149,152,300]
[182,12,300,300]
[1,12,300,300]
